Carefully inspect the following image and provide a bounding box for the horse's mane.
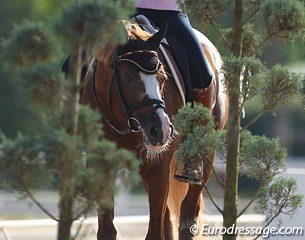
[95,21,152,67]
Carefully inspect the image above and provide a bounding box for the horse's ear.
[147,22,167,50]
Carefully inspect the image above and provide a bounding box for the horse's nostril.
[169,123,174,138]
[150,126,160,138]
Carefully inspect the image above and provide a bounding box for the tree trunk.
[222,1,243,240]
[57,181,74,240]
[64,46,83,135]
[59,45,82,239]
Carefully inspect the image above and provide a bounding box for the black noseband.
[128,98,165,116]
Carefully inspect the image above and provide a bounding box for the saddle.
[131,15,192,103]
[131,15,216,110]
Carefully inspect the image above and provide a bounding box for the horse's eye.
[124,73,136,84]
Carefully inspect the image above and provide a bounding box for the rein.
[92,58,132,135]
[91,48,166,136]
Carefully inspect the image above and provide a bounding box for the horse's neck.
[95,61,111,94]
[94,61,127,124]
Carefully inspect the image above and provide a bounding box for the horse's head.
[110,23,174,153]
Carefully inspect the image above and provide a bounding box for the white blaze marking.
[139,72,162,100]
[140,72,171,144]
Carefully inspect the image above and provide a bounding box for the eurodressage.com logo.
[189,224,304,238]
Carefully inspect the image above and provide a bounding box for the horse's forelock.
[123,21,152,41]
[95,22,152,66]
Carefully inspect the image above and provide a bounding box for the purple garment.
[136,0,179,11]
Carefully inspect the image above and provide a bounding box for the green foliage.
[0,1,140,238]
[290,28,305,43]
[77,105,103,147]
[223,24,263,56]
[239,130,287,182]
[241,24,263,56]
[57,0,136,47]
[218,130,287,183]
[0,125,138,210]
[261,64,303,111]
[282,42,305,63]
[1,20,57,68]
[30,0,62,19]
[19,63,65,111]
[38,129,82,172]
[84,140,138,206]
[223,56,265,104]
[262,0,305,38]
[181,1,305,237]
[0,132,52,190]
[257,177,303,225]
[178,0,230,23]
[174,103,219,162]
[216,130,227,162]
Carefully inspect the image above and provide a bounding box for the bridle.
[92,48,166,136]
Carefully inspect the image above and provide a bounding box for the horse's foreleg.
[179,184,203,240]
[97,196,117,240]
[164,206,174,240]
[179,153,215,240]
[142,162,171,240]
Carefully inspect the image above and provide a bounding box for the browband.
[117,50,161,74]
[118,50,157,58]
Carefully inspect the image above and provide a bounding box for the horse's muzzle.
[144,109,173,150]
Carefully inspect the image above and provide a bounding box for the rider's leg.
[135,8,213,89]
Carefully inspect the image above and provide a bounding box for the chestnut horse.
[80,22,228,240]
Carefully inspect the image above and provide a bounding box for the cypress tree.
[177,1,305,239]
[0,1,138,239]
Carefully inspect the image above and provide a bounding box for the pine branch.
[252,35,273,54]
[73,203,94,221]
[243,5,260,25]
[212,167,225,188]
[241,110,266,130]
[72,214,87,240]
[208,16,231,50]
[252,201,286,240]
[204,186,223,214]
[23,185,59,221]
[237,182,266,218]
